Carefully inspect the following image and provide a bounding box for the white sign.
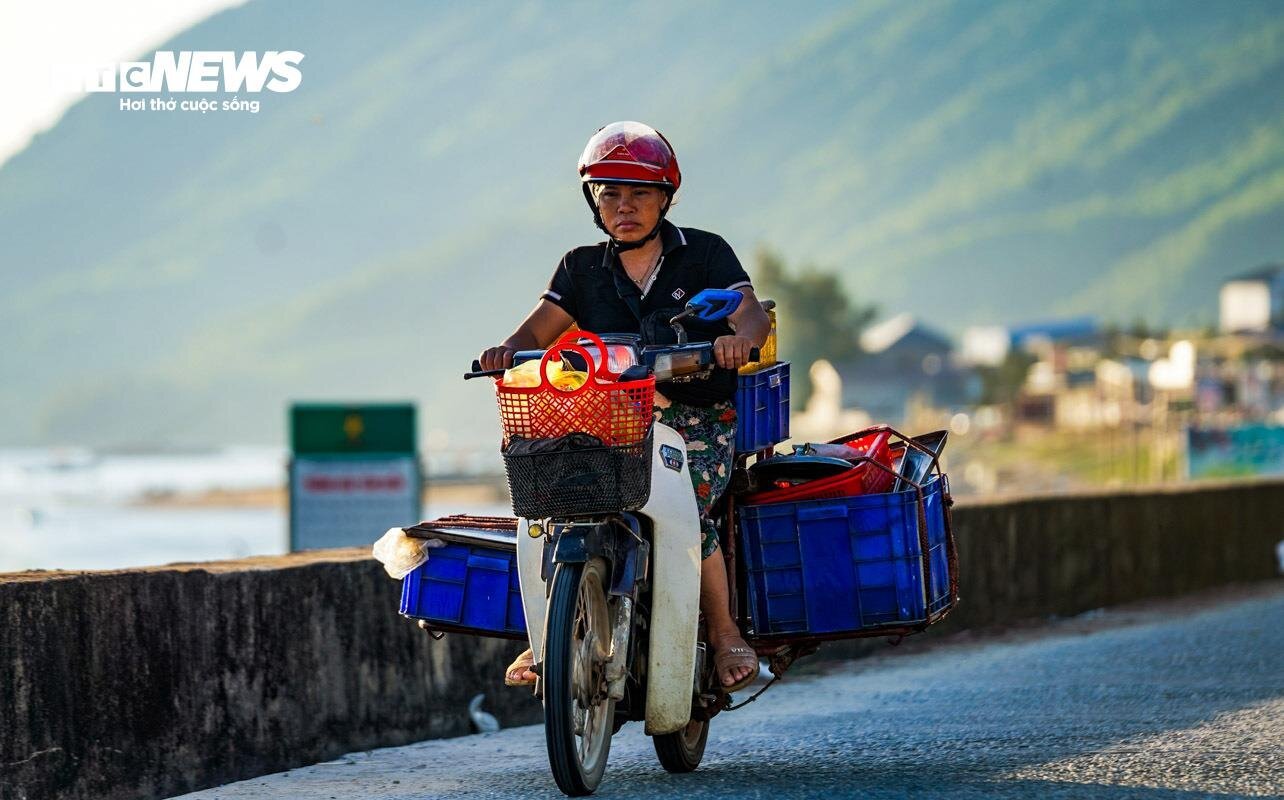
[290,457,420,551]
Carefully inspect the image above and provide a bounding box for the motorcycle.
[460,289,754,794]
[408,288,959,796]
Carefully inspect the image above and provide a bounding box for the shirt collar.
[598,219,686,270]
[659,219,687,255]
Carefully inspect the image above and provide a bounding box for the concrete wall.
[945,478,1284,629]
[823,478,1284,660]
[3,479,1282,800]
[1,553,540,800]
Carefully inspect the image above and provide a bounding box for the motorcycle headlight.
[605,344,638,374]
[579,341,638,375]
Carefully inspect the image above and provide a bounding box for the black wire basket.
[502,429,653,518]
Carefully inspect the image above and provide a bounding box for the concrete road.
[179,583,1284,800]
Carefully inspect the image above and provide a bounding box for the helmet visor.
[579,121,674,181]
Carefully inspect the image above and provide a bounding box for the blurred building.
[1008,316,1102,356]
[960,325,1010,367]
[832,314,976,423]
[1002,316,1167,430]
[789,359,873,442]
[1018,346,1147,430]
[960,316,1101,366]
[1219,264,1284,334]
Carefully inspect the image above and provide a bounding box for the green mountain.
[2,0,1283,448]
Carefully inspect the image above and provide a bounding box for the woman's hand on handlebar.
[479,345,518,372]
[713,334,756,370]
[478,301,573,372]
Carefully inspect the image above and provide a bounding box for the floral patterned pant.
[652,400,737,559]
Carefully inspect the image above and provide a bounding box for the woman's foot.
[504,648,537,686]
[711,633,758,693]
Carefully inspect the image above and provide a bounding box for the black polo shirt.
[542,220,753,406]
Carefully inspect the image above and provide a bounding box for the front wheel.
[543,558,615,796]
[652,717,709,772]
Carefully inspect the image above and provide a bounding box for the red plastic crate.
[745,430,896,505]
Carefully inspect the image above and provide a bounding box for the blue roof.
[1008,316,1100,344]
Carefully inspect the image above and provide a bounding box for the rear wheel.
[544,558,615,796]
[652,717,709,772]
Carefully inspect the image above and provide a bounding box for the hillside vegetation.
[2,0,1282,447]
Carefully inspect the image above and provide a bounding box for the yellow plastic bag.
[501,359,542,387]
[503,358,588,390]
[550,371,588,391]
[503,358,559,388]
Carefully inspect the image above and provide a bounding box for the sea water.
[0,447,506,572]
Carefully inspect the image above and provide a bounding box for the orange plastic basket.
[495,331,655,446]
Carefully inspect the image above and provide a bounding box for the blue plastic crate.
[735,362,790,452]
[399,531,526,640]
[738,475,953,637]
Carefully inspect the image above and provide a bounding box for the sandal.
[713,638,759,694]
[504,648,538,687]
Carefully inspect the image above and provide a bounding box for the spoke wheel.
[544,558,615,796]
[652,716,709,773]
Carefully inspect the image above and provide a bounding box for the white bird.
[469,693,500,733]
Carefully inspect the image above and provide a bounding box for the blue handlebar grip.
[687,288,743,322]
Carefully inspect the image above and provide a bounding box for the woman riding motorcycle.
[479,121,771,693]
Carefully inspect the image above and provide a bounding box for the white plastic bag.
[372,527,445,580]
[797,442,864,460]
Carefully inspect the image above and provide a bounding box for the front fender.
[546,517,647,597]
[638,423,702,735]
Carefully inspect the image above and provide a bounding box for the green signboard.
[290,403,417,454]
[289,403,422,551]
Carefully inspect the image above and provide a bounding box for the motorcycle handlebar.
[464,345,761,380]
[464,359,505,380]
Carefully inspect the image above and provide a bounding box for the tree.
[752,247,877,405]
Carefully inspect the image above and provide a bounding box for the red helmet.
[578,121,681,191]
